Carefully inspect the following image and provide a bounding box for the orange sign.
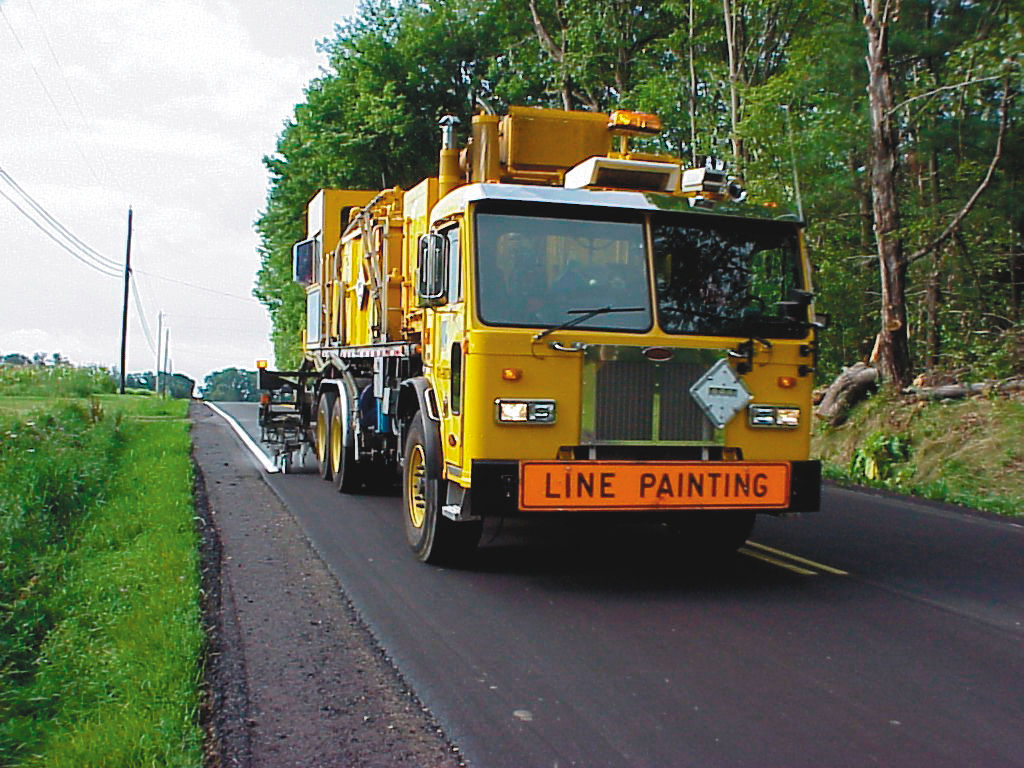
[519,461,791,511]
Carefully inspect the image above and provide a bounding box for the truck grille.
[583,346,719,444]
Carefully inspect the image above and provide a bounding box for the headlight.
[748,405,800,428]
[749,405,776,426]
[495,399,556,424]
[775,408,801,427]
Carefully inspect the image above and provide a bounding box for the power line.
[0,166,122,270]
[22,0,128,199]
[0,4,108,191]
[131,279,157,355]
[0,165,157,357]
[133,269,261,303]
[0,185,122,278]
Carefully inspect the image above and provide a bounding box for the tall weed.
[0,397,201,766]
[0,365,115,397]
[0,403,122,715]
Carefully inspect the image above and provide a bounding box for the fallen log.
[904,378,1024,401]
[815,363,879,426]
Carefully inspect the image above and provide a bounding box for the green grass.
[813,392,1024,516]
[0,381,202,765]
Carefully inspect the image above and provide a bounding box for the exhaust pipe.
[438,115,461,198]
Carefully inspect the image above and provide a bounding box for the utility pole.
[118,207,133,394]
[155,311,163,396]
[163,328,170,397]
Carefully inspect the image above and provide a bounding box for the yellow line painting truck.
[258,106,825,564]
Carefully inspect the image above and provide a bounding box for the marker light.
[502,367,523,381]
[777,376,797,389]
[256,359,268,369]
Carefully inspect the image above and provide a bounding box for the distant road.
[213,401,1024,768]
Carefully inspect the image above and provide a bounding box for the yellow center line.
[745,540,849,576]
[738,547,818,576]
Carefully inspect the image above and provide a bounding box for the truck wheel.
[330,395,360,493]
[402,417,480,565]
[316,391,337,481]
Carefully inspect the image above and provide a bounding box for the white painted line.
[205,402,280,474]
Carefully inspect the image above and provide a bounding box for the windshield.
[475,209,652,331]
[651,215,807,338]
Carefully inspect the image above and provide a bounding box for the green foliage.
[849,430,913,488]
[0,364,115,397]
[0,397,202,765]
[255,0,1023,384]
[202,367,259,402]
[814,391,1024,516]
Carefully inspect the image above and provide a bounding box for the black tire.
[668,510,756,557]
[315,391,337,481]
[330,394,361,493]
[402,416,480,565]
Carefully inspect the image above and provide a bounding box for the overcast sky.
[1,0,357,385]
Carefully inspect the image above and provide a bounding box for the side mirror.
[417,233,447,306]
[813,311,831,330]
[778,288,814,323]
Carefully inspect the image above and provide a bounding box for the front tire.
[402,416,480,565]
[330,395,360,493]
[315,391,337,481]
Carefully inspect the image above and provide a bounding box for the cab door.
[433,223,465,474]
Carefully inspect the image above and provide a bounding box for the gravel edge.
[191,405,464,768]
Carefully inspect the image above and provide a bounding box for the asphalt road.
[213,402,1023,768]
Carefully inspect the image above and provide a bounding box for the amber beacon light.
[608,110,662,136]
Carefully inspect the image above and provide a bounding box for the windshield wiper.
[532,306,645,342]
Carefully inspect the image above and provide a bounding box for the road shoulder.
[191,403,462,768]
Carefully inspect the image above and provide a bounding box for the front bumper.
[470,460,821,517]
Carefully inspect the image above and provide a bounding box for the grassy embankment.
[0,365,202,766]
[812,389,1024,517]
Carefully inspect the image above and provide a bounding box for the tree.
[125,371,155,390]
[863,0,910,387]
[1,353,31,366]
[202,368,259,402]
[254,0,1023,385]
[164,373,196,399]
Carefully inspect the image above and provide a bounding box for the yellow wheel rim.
[407,444,427,530]
[330,409,342,473]
[316,409,328,462]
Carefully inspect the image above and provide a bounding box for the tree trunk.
[688,0,697,164]
[528,0,573,110]
[863,0,912,388]
[722,0,744,168]
[924,253,946,370]
[1012,220,1023,321]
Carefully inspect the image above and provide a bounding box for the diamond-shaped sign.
[689,358,752,429]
